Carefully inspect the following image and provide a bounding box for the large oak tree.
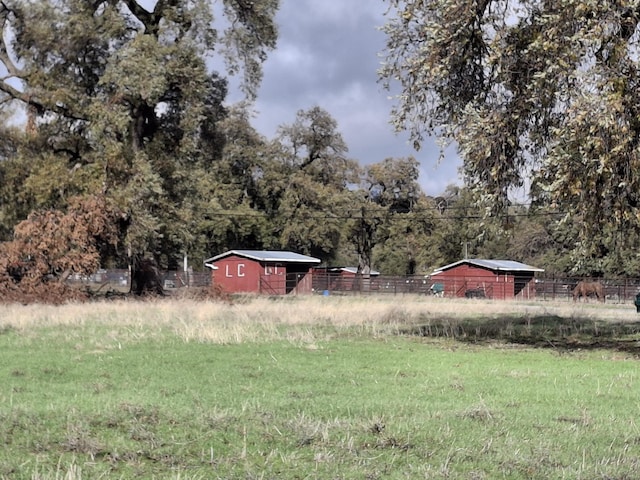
[381,0,640,252]
[268,107,360,260]
[0,0,279,271]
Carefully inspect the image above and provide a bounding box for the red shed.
[429,259,544,300]
[204,250,321,295]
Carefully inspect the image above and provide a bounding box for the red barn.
[429,259,544,300]
[204,250,321,295]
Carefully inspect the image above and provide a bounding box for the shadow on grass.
[402,314,640,355]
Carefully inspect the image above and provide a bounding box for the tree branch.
[0,4,23,78]
[122,0,157,34]
[121,0,179,36]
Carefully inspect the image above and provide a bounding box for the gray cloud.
[230,0,463,195]
[134,2,461,194]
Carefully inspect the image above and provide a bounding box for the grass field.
[1,295,640,479]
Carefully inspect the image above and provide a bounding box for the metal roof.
[330,267,381,276]
[204,250,321,264]
[432,259,544,274]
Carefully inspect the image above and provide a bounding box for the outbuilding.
[429,259,544,300]
[312,267,381,292]
[204,250,321,295]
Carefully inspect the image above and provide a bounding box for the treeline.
[2,94,638,279]
[0,0,637,299]
[380,0,640,278]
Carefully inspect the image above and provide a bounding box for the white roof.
[204,250,321,264]
[432,259,544,275]
[330,267,381,276]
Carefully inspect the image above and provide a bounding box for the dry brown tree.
[0,195,121,304]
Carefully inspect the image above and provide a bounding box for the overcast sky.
[224,0,462,196]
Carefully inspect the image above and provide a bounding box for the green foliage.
[373,198,438,275]
[351,157,425,274]
[0,150,32,241]
[381,0,640,247]
[364,156,420,213]
[276,106,359,188]
[266,107,361,261]
[220,0,280,98]
[0,0,279,271]
[4,0,640,280]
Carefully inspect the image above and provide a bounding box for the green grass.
[2,298,640,478]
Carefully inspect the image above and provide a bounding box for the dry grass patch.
[1,295,638,347]
[0,296,422,344]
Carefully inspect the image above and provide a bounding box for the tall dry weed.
[0,295,636,345]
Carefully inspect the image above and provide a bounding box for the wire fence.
[313,272,640,304]
[66,269,640,304]
[532,276,640,304]
[66,269,211,292]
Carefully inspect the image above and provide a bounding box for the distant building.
[313,267,381,292]
[204,250,321,295]
[429,259,544,300]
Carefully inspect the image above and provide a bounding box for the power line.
[202,208,566,222]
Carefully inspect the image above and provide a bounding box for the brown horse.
[572,281,605,303]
